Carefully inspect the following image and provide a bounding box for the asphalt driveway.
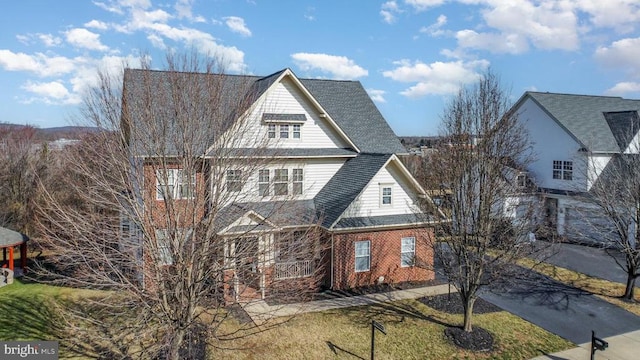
[480,268,640,344]
[538,241,636,287]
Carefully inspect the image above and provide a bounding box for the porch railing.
[274,260,314,280]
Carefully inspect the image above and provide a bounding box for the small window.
[292,168,303,195]
[292,124,301,139]
[267,124,276,139]
[226,170,243,192]
[274,169,289,196]
[155,228,192,265]
[258,169,270,196]
[401,237,415,267]
[552,160,573,181]
[280,124,289,139]
[156,169,195,200]
[381,185,392,206]
[355,240,370,272]
[517,174,527,187]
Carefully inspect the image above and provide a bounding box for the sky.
[1,1,640,136]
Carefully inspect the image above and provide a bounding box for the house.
[511,91,640,242]
[122,68,439,301]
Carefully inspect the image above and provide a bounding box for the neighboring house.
[511,91,640,242]
[122,68,439,301]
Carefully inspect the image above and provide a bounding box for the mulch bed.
[444,326,494,351]
[418,293,502,314]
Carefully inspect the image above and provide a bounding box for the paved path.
[242,283,452,324]
[531,330,640,360]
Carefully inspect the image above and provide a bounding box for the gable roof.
[123,68,405,157]
[604,111,640,152]
[314,153,392,228]
[517,92,640,153]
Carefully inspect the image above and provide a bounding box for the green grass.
[0,279,72,340]
[1,280,573,359]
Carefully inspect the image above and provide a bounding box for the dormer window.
[263,113,306,140]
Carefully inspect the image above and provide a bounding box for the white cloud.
[65,28,110,51]
[420,14,447,36]
[0,50,76,77]
[21,80,78,104]
[175,0,194,19]
[576,0,640,34]
[84,19,109,30]
[291,53,368,80]
[224,16,252,37]
[456,30,529,54]
[383,59,488,98]
[380,1,400,24]
[452,0,579,53]
[604,82,640,96]
[595,37,640,77]
[39,34,63,47]
[367,89,387,103]
[405,0,445,12]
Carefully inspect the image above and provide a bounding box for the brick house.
[122,68,439,301]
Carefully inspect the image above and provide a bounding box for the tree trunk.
[623,273,636,300]
[462,297,476,332]
[167,328,186,360]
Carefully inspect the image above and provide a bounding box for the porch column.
[2,248,5,264]
[8,247,14,271]
[20,243,27,270]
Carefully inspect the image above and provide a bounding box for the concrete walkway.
[532,330,640,360]
[242,283,452,324]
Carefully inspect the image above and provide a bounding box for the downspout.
[330,233,335,290]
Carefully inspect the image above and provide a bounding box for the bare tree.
[579,118,640,300]
[424,70,539,333]
[0,124,49,236]
[35,53,323,359]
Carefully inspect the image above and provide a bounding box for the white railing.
[274,260,314,280]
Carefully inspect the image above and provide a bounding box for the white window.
[258,169,270,196]
[274,169,289,196]
[279,124,289,139]
[155,228,192,265]
[292,124,301,139]
[156,169,195,200]
[226,170,243,192]
[267,124,276,139]
[552,161,573,180]
[401,237,415,267]
[380,185,392,206]
[355,240,370,272]
[292,168,303,195]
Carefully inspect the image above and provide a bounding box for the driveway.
[537,241,635,287]
[480,268,640,344]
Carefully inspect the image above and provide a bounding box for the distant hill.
[0,124,101,141]
[398,136,442,148]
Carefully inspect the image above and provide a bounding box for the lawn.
[209,295,571,359]
[1,279,572,359]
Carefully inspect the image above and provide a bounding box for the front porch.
[225,231,324,303]
[0,226,29,287]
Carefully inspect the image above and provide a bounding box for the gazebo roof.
[0,226,28,248]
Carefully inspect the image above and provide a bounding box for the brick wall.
[332,227,434,290]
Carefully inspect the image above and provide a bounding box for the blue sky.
[1,0,639,135]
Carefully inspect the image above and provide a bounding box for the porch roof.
[0,227,28,248]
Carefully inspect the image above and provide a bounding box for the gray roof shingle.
[314,154,392,228]
[524,92,640,153]
[123,68,405,156]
